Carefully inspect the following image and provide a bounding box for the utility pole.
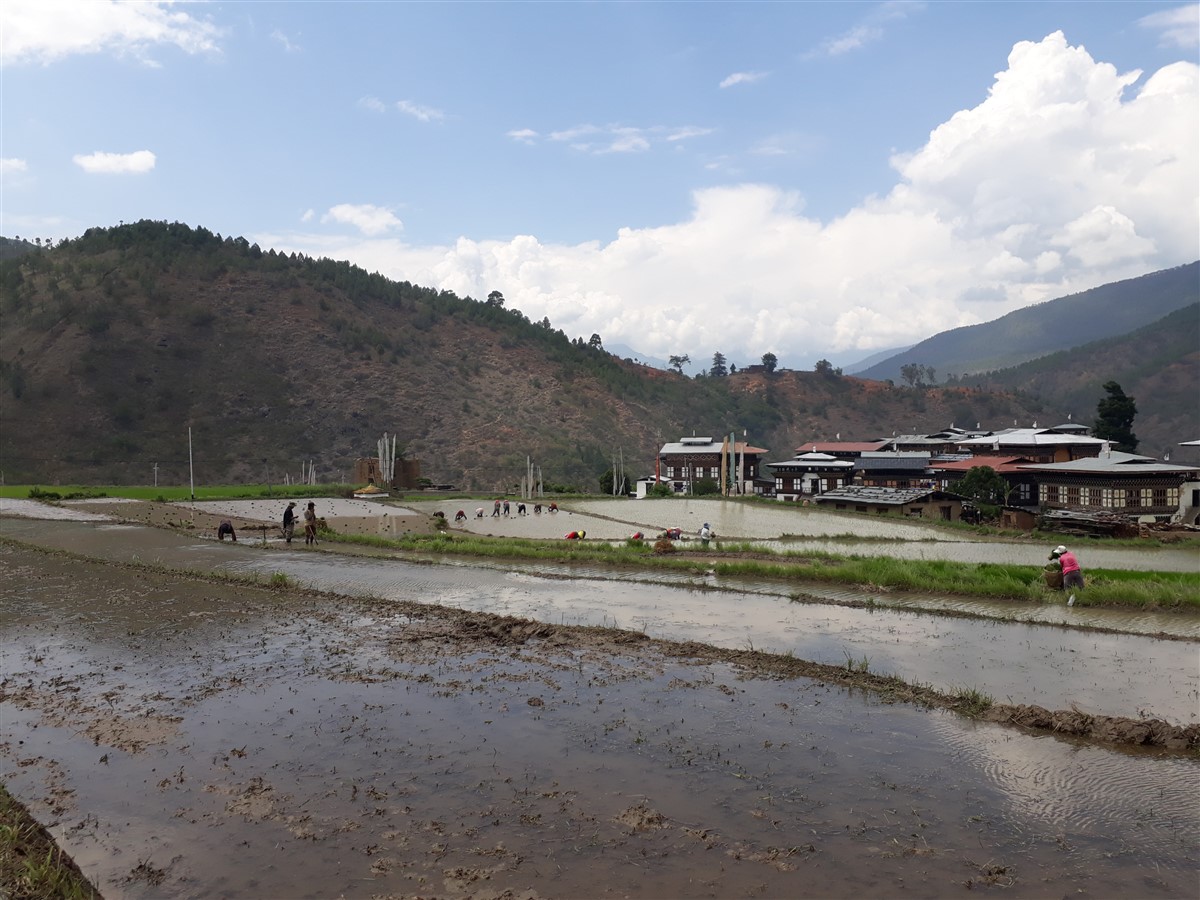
[188,427,195,500]
[153,462,158,488]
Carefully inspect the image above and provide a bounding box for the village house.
[812,485,967,521]
[928,455,1041,508]
[880,426,992,455]
[768,452,855,501]
[854,451,933,489]
[791,440,888,460]
[1018,450,1200,522]
[955,427,1106,464]
[656,435,769,495]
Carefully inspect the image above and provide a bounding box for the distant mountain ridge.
[951,303,1200,458]
[858,262,1199,383]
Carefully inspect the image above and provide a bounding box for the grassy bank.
[329,531,1200,609]
[0,785,102,899]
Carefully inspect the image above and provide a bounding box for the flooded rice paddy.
[1,503,1198,898]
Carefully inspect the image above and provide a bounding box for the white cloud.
[603,129,650,154]
[507,128,539,144]
[322,203,403,236]
[300,209,315,223]
[1138,4,1200,49]
[546,123,709,154]
[396,100,445,122]
[357,96,387,113]
[808,1,925,58]
[719,71,767,88]
[2,0,221,66]
[267,33,1197,367]
[72,149,156,174]
[666,126,714,142]
[270,29,300,53]
[549,125,600,143]
[1,158,29,174]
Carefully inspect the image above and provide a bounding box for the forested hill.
[0,221,1077,488]
[947,304,1200,459]
[858,262,1199,383]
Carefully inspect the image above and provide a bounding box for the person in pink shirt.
[1054,545,1084,591]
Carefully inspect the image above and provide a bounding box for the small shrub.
[268,572,291,589]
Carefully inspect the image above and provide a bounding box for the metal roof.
[855,455,931,471]
[769,453,854,469]
[659,440,768,455]
[957,429,1106,448]
[794,441,887,454]
[1018,451,1200,476]
[930,456,1032,475]
[813,485,964,506]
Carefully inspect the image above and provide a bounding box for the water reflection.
[4,517,1197,724]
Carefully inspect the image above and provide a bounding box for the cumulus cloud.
[507,128,539,144]
[2,0,221,66]
[267,33,1197,367]
[73,150,156,174]
[1138,4,1199,48]
[322,203,403,236]
[1,158,29,174]
[396,100,445,122]
[719,71,767,88]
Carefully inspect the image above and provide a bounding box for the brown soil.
[3,538,1197,899]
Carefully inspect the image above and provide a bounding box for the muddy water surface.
[2,541,1197,899]
[4,518,1197,725]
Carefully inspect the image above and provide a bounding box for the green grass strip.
[327,531,1200,608]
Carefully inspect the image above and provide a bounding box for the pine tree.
[1093,381,1138,452]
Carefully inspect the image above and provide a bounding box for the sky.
[2,1,1198,371]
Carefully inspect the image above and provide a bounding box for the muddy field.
[2,516,1199,899]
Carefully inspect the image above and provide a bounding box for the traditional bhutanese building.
[767,452,854,501]
[1018,450,1200,521]
[657,435,768,495]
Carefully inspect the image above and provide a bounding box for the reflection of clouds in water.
[928,714,1200,859]
[234,549,1199,723]
[0,498,113,521]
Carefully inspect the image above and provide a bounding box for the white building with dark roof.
[657,435,768,495]
[1018,450,1200,521]
[767,452,854,501]
[957,428,1106,464]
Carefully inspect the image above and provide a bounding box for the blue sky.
[3,1,1197,370]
